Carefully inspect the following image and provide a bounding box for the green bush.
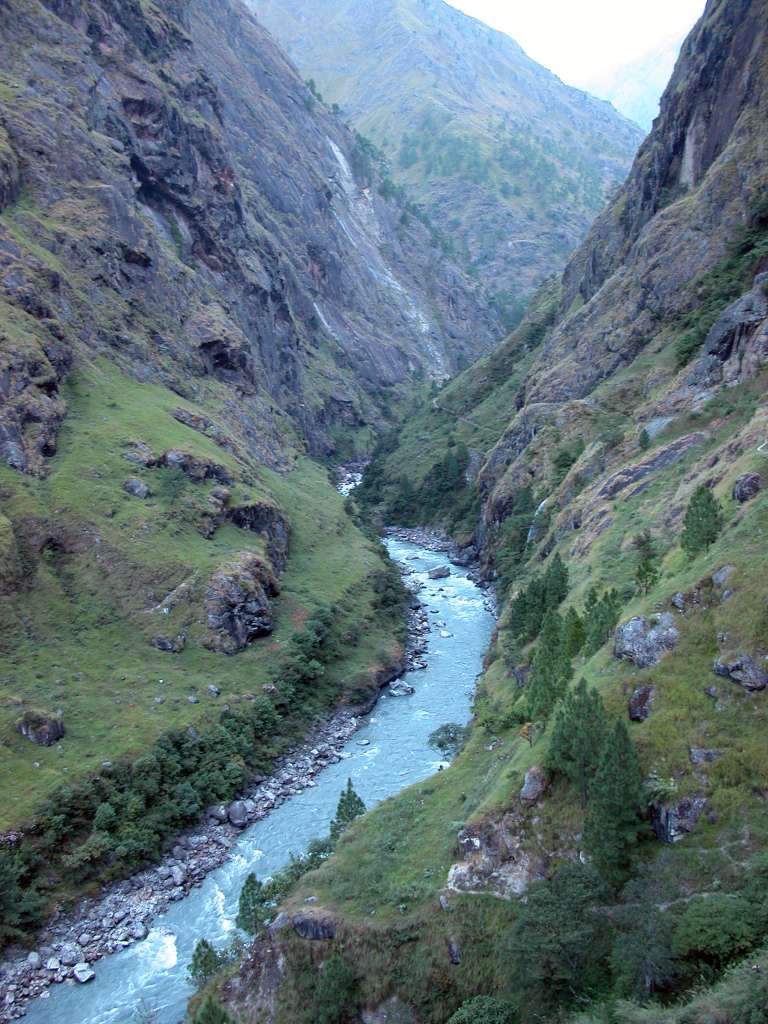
[447,996,517,1024]
[673,895,757,970]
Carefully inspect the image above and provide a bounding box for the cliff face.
[253,0,643,317]
[0,0,499,478]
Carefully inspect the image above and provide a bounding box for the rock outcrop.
[204,554,279,654]
[614,614,679,668]
[16,711,65,747]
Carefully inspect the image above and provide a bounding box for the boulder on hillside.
[204,553,279,654]
[714,654,768,691]
[151,634,185,653]
[16,709,64,747]
[614,613,679,667]
[123,477,150,499]
[291,912,336,940]
[651,795,707,843]
[520,765,550,805]
[628,684,656,722]
[732,473,762,503]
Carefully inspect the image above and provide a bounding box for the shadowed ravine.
[21,538,495,1024]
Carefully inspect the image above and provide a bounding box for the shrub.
[447,996,517,1023]
[672,894,757,970]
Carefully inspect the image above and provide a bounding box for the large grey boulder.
[428,565,451,580]
[73,963,95,984]
[732,473,762,503]
[16,710,64,747]
[714,654,768,691]
[123,477,150,499]
[58,943,81,967]
[614,613,679,667]
[227,800,249,828]
[520,765,550,805]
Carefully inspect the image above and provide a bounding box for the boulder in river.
[428,565,451,580]
[73,963,95,984]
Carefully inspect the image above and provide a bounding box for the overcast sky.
[447,0,706,94]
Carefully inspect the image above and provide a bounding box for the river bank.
[0,553,435,1021]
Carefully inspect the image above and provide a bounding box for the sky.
[447,0,706,126]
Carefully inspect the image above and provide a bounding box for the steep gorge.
[213,1,768,1022]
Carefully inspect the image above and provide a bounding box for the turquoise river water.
[23,538,495,1024]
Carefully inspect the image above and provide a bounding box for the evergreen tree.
[313,953,360,1024]
[188,938,221,988]
[681,485,723,557]
[192,995,234,1024]
[0,849,46,944]
[635,557,660,595]
[330,779,366,843]
[236,873,266,935]
[506,863,611,1018]
[638,428,650,450]
[447,996,517,1024]
[583,589,622,656]
[544,553,569,607]
[547,679,607,806]
[526,608,571,721]
[563,606,585,658]
[584,721,646,889]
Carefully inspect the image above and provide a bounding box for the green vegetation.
[583,721,646,889]
[447,997,517,1024]
[192,995,234,1024]
[681,485,723,556]
[330,778,366,843]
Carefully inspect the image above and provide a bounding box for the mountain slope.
[213,2,768,1021]
[0,0,501,920]
[253,0,644,320]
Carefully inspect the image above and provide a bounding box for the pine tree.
[563,606,586,658]
[188,938,221,988]
[547,679,607,806]
[526,608,571,721]
[583,589,622,656]
[193,995,234,1024]
[544,553,569,607]
[638,429,650,450]
[236,873,266,935]
[635,557,660,595]
[330,779,366,843]
[584,721,646,889]
[681,485,723,557]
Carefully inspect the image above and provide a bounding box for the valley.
[1,0,768,1023]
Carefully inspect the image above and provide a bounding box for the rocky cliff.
[253,0,643,320]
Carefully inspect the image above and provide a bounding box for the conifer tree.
[584,721,646,888]
[547,679,607,805]
[681,485,723,557]
[193,995,234,1024]
[583,589,622,656]
[638,428,650,450]
[563,606,586,658]
[635,557,660,595]
[188,938,221,988]
[236,872,266,935]
[330,779,366,843]
[526,608,571,721]
[544,552,569,607]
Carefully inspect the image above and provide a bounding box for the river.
[22,537,495,1024]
